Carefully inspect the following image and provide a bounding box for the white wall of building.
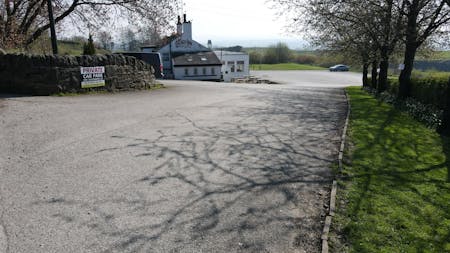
[157,14,225,80]
[173,66,222,80]
[214,51,250,82]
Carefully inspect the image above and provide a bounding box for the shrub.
[258,43,293,64]
[410,75,449,109]
[314,53,347,68]
[367,73,449,129]
[83,34,96,55]
[386,77,399,95]
[248,51,263,64]
[402,97,442,129]
[368,74,450,110]
[292,54,317,65]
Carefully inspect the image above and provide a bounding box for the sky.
[180,0,307,49]
[58,0,307,49]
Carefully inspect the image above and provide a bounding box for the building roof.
[172,51,222,67]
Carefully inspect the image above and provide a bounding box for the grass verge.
[333,87,450,252]
[250,63,325,71]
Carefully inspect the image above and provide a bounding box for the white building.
[214,50,250,82]
[158,14,222,81]
[172,52,222,80]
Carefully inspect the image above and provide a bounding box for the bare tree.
[0,0,180,50]
[374,0,405,92]
[118,27,144,52]
[97,30,112,50]
[137,24,163,46]
[272,0,450,95]
[398,0,450,98]
[272,0,403,91]
[304,1,380,87]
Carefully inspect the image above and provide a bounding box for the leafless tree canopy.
[271,0,450,94]
[0,0,180,49]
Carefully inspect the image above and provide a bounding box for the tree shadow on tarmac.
[34,87,347,252]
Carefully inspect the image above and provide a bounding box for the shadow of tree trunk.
[440,135,450,183]
[438,77,450,183]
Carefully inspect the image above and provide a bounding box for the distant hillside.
[57,40,110,55]
[431,51,450,60]
[10,38,111,55]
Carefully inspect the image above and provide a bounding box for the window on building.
[211,68,215,75]
[194,68,198,75]
[203,68,207,75]
[227,61,235,72]
[184,68,189,76]
[237,61,244,72]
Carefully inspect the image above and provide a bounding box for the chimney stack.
[181,13,192,40]
[207,40,212,49]
[176,15,182,35]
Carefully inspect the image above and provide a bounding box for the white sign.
[80,66,105,88]
[398,64,405,70]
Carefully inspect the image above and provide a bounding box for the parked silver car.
[329,64,350,72]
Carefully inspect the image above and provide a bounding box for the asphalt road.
[0,71,360,253]
[251,70,362,87]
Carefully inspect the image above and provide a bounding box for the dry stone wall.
[0,54,155,95]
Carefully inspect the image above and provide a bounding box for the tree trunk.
[371,61,378,89]
[378,56,389,93]
[377,0,393,93]
[362,63,369,87]
[398,43,416,99]
[439,77,450,135]
[398,0,419,99]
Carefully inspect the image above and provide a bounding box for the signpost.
[80,67,105,88]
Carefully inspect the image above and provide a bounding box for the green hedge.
[369,74,450,109]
